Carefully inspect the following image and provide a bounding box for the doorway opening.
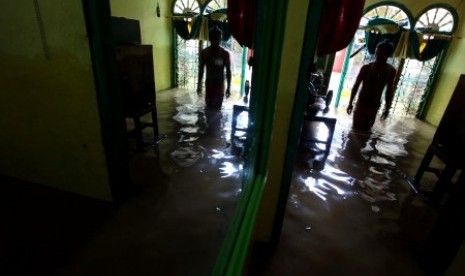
[173,0,251,96]
[330,2,458,119]
[106,0,254,273]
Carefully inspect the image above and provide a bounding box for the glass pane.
[176,36,199,90]
[173,0,200,14]
[203,0,227,14]
[365,5,411,29]
[415,8,455,33]
[393,58,437,117]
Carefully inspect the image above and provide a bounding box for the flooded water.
[156,89,427,215]
[156,88,246,182]
[295,112,420,211]
[143,89,250,226]
[114,88,249,275]
[127,89,438,275]
[252,111,438,276]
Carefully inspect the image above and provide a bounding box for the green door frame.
[214,0,326,274]
[271,0,325,243]
[82,0,130,202]
[213,0,296,273]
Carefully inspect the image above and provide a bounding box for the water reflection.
[296,114,416,212]
[167,91,226,168]
[170,146,204,167]
[134,88,246,272]
[219,162,242,178]
[157,88,247,188]
[302,176,348,201]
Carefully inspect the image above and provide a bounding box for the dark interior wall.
[0,0,113,200]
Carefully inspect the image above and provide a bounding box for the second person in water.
[347,40,397,131]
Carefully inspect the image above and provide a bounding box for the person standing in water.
[347,40,397,130]
[197,27,231,109]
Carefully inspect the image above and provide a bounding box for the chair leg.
[133,116,144,151]
[414,146,434,189]
[429,165,457,205]
[150,107,163,146]
[324,119,336,158]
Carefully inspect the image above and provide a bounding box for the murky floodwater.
[250,111,437,276]
[156,88,247,182]
[122,88,249,275]
[295,112,419,212]
[156,89,426,216]
[128,89,437,275]
[157,88,424,214]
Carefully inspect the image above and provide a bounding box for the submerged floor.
[250,113,444,275]
[1,88,458,275]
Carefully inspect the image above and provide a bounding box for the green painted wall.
[0,1,112,200]
[425,8,464,125]
[110,0,173,91]
[366,0,465,126]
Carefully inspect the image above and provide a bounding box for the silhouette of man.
[197,27,231,109]
[347,40,396,130]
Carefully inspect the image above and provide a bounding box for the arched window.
[411,4,458,61]
[361,3,414,29]
[410,4,459,117]
[202,0,227,15]
[360,2,413,55]
[415,5,458,33]
[201,0,230,41]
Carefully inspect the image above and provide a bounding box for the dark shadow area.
[0,176,115,276]
[419,171,465,276]
[0,146,170,276]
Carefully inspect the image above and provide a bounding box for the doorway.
[173,0,251,96]
[331,2,458,119]
[84,0,254,274]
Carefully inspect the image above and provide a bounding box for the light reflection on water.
[173,113,199,125]
[162,89,419,213]
[159,89,245,183]
[297,112,417,212]
[219,162,242,178]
